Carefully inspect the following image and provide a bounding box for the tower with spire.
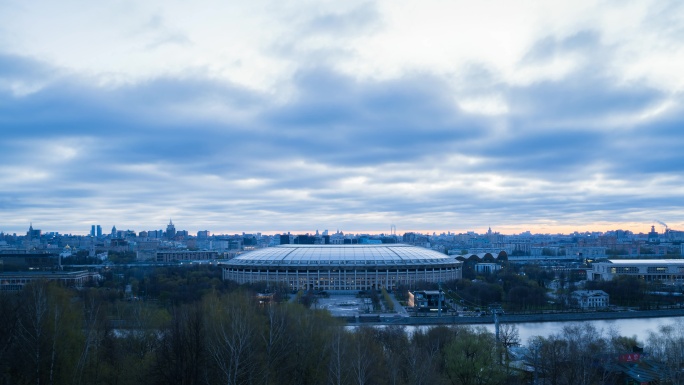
[26,223,41,240]
[166,219,176,239]
[24,223,42,250]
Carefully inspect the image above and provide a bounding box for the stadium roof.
[224,244,460,268]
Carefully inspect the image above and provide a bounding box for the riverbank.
[348,308,684,326]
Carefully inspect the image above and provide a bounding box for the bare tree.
[647,319,684,384]
[376,325,409,385]
[497,323,520,372]
[287,307,335,385]
[404,332,439,385]
[18,282,49,385]
[155,302,207,385]
[0,292,20,382]
[259,303,292,385]
[13,281,81,385]
[327,327,348,385]
[560,324,608,385]
[444,326,505,385]
[530,335,565,385]
[48,302,62,385]
[206,292,260,385]
[72,292,99,385]
[348,328,374,385]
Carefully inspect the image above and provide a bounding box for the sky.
[1,0,684,236]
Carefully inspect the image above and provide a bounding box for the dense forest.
[1,267,684,384]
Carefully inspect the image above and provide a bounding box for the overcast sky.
[2,0,684,236]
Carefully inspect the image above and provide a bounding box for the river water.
[350,316,684,345]
[481,316,684,344]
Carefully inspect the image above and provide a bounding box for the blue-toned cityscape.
[4,0,684,383]
[3,221,683,264]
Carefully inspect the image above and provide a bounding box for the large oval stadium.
[222,244,462,291]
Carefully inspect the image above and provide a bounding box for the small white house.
[571,290,609,309]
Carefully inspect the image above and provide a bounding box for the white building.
[571,290,609,309]
[475,263,501,274]
[589,259,684,282]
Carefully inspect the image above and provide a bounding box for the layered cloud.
[1,0,683,234]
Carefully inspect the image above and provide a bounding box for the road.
[347,307,684,325]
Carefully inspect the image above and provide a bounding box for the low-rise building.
[0,270,101,291]
[589,259,684,282]
[475,263,502,274]
[156,250,220,262]
[571,290,609,309]
[408,290,446,311]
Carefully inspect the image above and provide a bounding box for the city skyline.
[2,1,684,235]
[0,220,672,237]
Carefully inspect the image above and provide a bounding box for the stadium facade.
[222,244,462,291]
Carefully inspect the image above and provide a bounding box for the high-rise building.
[27,223,41,239]
[96,225,102,237]
[90,225,96,237]
[166,220,176,239]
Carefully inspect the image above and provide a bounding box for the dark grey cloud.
[451,30,684,181]
[1,36,684,234]
[1,65,263,149]
[263,68,489,165]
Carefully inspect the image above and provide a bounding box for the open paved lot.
[315,294,373,317]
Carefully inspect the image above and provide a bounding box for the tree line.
[2,271,684,384]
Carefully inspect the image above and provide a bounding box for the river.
[348,316,684,344]
[479,316,684,344]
